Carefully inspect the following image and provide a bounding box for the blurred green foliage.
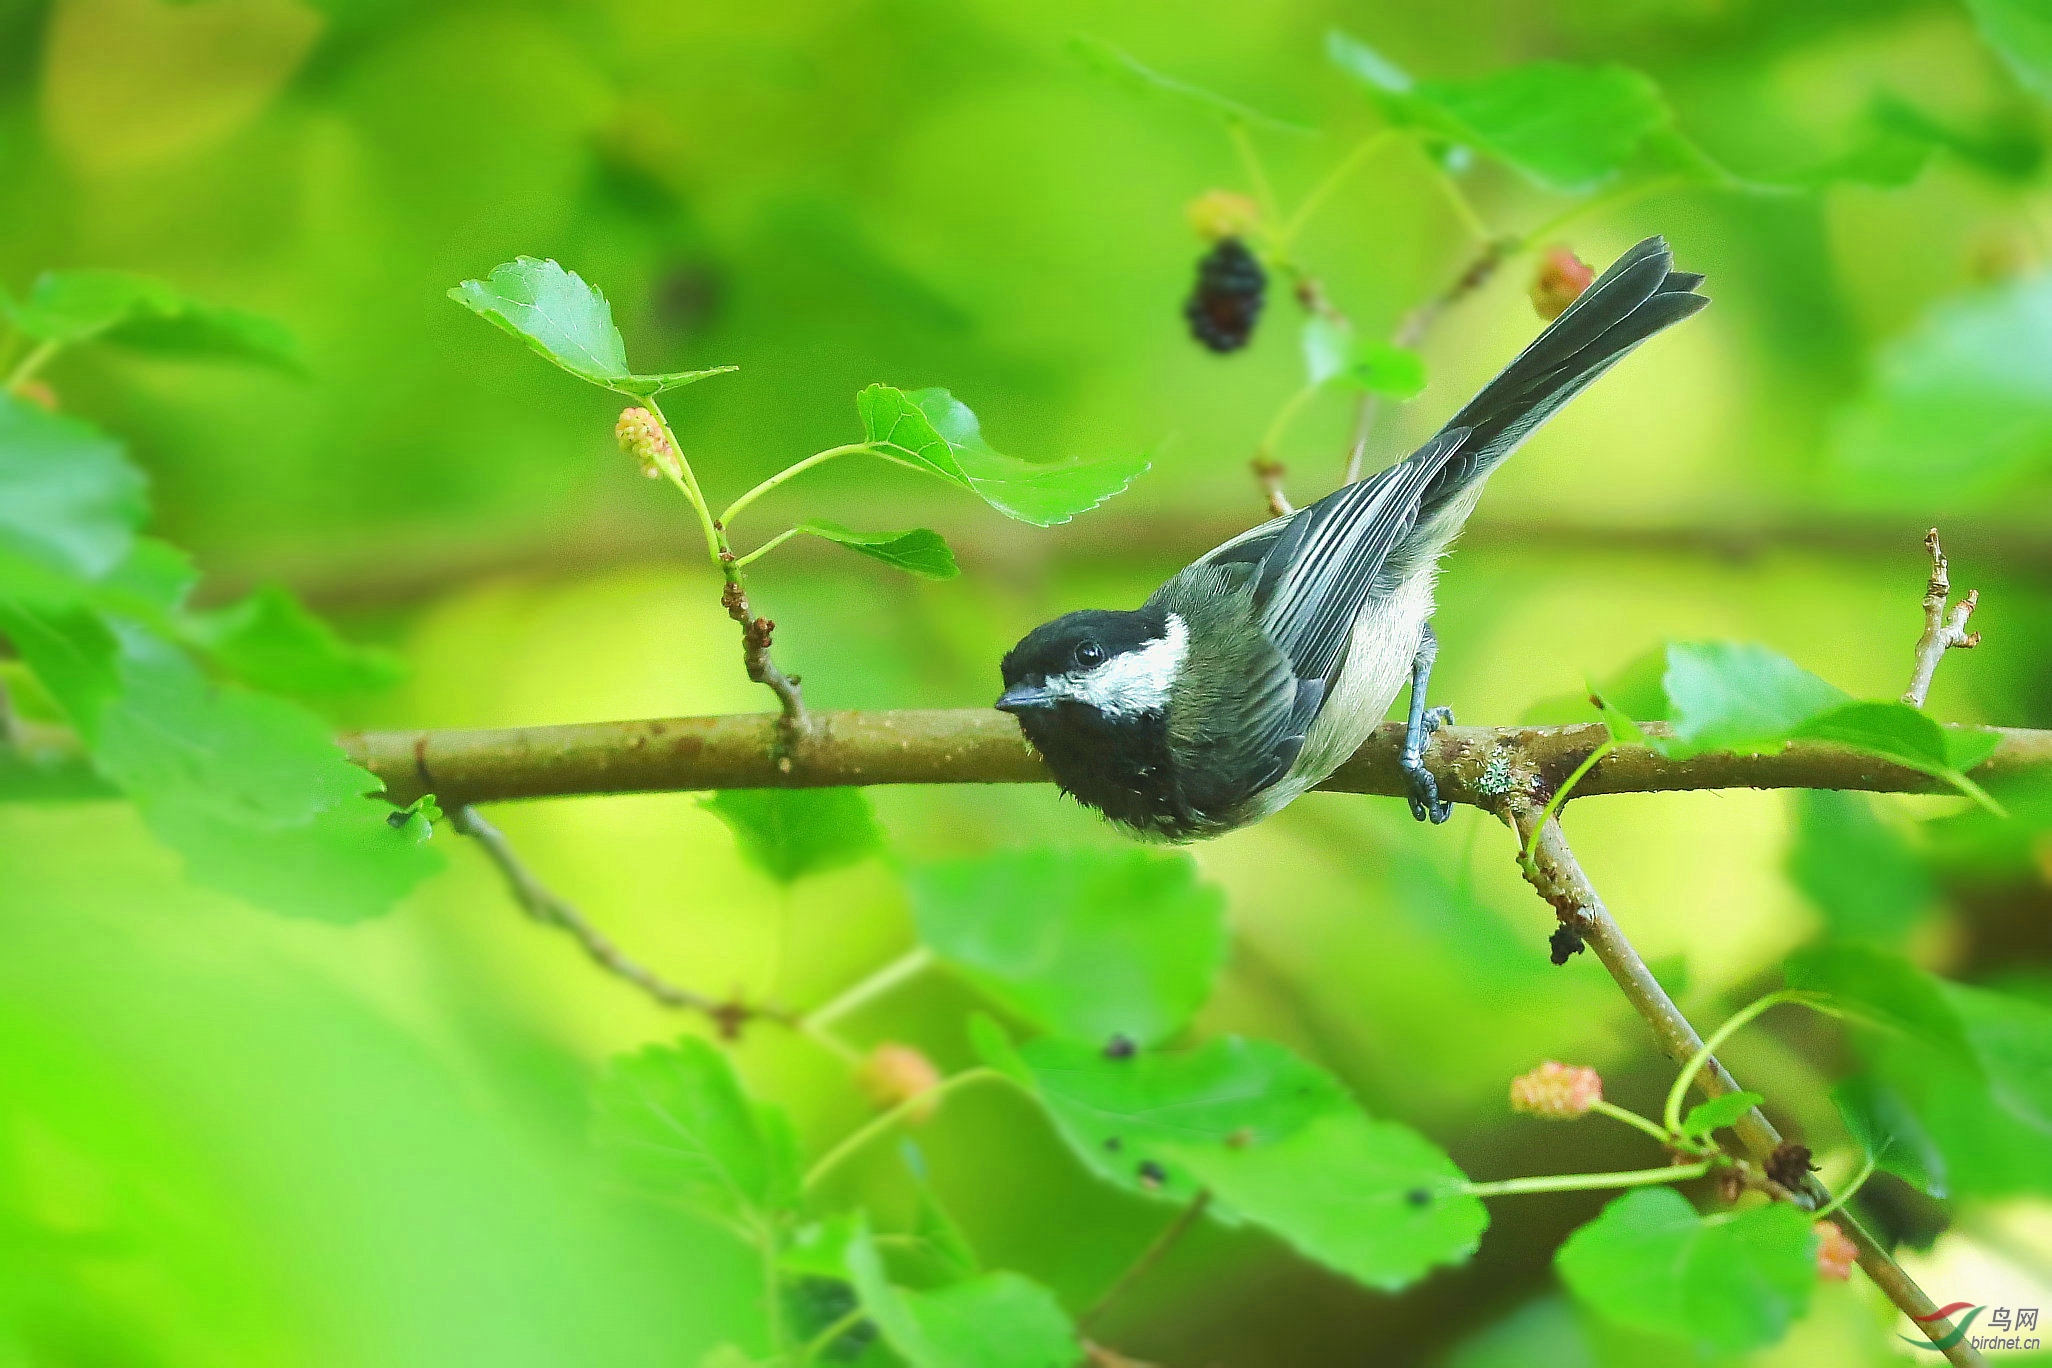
[5,1,2052,1366]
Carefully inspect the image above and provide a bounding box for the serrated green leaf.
[0,604,374,828]
[842,1216,1077,1368]
[181,583,406,697]
[449,257,736,396]
[591,1037,799,1232]
[1789,791,1933,946]
[795,522,959,579]
[1328,33,1671,193]
[6,270,302,371]
[1968,0,2052,98]
[0,394,147,597]
[991,1028,1483,1291]
[1679,1091,1764,1139]
[1070,35,1314,135]
[1556,1187,1817,1355]
[1832,1074,1948,1197]
[1662,642,1847,757]
[1794,702,2004,817]
[1945,726,2003,774]
[856,385,1148,527]
[910,847,1227,1046]
[1833,275,2052,498]
[700,788,884,885]
[0,599,436,918]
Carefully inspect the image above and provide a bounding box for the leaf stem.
[1512,174,1686,250]
[4,339,59,393]
[1462,1158,1714,1199]
[1228,119,1283,229]
[1258,383,1320,461]
[796,1306,868,1366]
[759,1221,787,1359]
[1277,130,1400,248]
[735,528,804,568]
[1814,1151,1878,1221]
[1588,1097,1689,1150]
[641,396,725,569]
[721,444,874,527]
[1080,1189,1213,1330]
[1519,738,1615,868]
[805,947,935,1030]
[1662,989,1834,1136]
[801,1067,1010,1194]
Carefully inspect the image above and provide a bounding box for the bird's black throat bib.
[1015,702,1203,839]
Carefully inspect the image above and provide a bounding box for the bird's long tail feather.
[1417,235,1707,517]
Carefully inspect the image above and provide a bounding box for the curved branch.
[338,710,2052,808]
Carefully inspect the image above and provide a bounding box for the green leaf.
[856,385,1148,528]
[1967,0,2052,99]
[1833,275,2052,497]
[700,788,884,885]
[1187,1108,1488,1292]
[1783,944,1975,1063]
[180,583,406,697]
[449,257,737,397]
[910,847,1228,1046]
[1327,33,1672,192]
[1788,791,1933,945]
[1069,35,1314,135]
[1555,1187,1817,1355]
[795,522,959,579]
[842,1217,1077,1368]
[141,792,443,924]
[1679,1091,1764,1139]
[0,394,147,597]
[0,600,438,918]
[1661,642,1846,757]
[1832,1074,1948,1198]
[591,1037,799,1232]
[6,270,302,371]
[1335,340,1427,398]
[985,1029,1484,1291]
[0,604,374,828]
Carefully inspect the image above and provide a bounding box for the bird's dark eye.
[1074,641,1105,669]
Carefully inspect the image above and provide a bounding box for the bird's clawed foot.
[1401,705,1455,824]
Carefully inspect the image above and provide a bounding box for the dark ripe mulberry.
[1184,238,1266,353]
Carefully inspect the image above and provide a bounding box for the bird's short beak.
[995,683,1058,714]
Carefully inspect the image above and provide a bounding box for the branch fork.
[1903,528,1982,709]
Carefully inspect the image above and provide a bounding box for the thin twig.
[448,804,792,1036]
[1504,801,1985,1368]
[1080,1189,1213,1331]
[1903,528,1982,709]
[1343,236,1512,483]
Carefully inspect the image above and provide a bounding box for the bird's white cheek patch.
[1049,614,1189,717]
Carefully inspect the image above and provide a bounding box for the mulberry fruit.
[1509,1061,1603,1119]
[1185,238,1266,353]
[1530,246,1594,321]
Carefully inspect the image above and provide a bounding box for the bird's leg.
[1400,623,1454,824]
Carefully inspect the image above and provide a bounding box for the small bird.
[997,236,1708,840]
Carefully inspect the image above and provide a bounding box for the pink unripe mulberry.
[1509,1061,1603,1119]
[1815,1220,1858,1280]
[615,407,681,482]
[1530,247,1595,321]
[857,1042,941,1122]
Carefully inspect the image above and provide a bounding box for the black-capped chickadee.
[997,236,1707,840]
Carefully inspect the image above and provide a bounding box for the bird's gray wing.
[1221,425,1470,691]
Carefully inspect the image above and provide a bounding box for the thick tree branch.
[337,711,2051,809]
[1505,802,1984,1368]
[1904,528,1982,709]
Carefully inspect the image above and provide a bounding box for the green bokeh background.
[4,1,2049,1364]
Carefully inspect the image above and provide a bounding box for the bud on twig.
[1815,1219,1858,1280]
[1509,1061,1603,1119]
[857,1042,942,1122]
[615,406,682,482]
[1766,1141,1817,1190]
[1530,246,1595,321]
